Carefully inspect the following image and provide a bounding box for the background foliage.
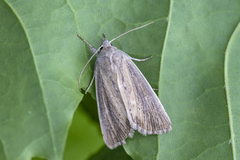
[1,0,240,160]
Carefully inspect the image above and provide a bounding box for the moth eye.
[100,46,103,50]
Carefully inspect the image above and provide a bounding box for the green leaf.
[0,1,82,160]
[225,22,240,160]
[1,0,240,160]
[124,0,240,160]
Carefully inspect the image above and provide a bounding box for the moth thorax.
[102,38,112,48]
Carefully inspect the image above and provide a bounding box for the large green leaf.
[1,0,240,160]
[225,22,240,160]
[0,1,82,160]
[125,1,240,159]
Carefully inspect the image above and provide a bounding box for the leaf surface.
[1,0,240,160]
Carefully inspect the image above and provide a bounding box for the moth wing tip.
[129,121,172,135]
[167,126,172,132]
[129,129,135,138]
[107,140,127,150]
[106,129,135,149]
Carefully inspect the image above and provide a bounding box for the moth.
[78,22,172,149]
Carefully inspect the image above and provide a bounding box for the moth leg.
[77,34,97,53]
[131,55,159,90]
[85,75,95,94]
[130,56,152,62]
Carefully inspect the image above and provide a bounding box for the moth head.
[102,33,112,48]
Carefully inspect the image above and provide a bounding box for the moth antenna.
[78,34,103,91]
[109,22,154,43]
[77,34,98,53]
[131,56,152,62]
[85,76,95,94]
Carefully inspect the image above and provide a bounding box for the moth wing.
[117,52,172,135]
[94,57,134,149]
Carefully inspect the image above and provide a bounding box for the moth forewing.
[94,47,135,149]
[78,22,171,149]
[114,51,172,135]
